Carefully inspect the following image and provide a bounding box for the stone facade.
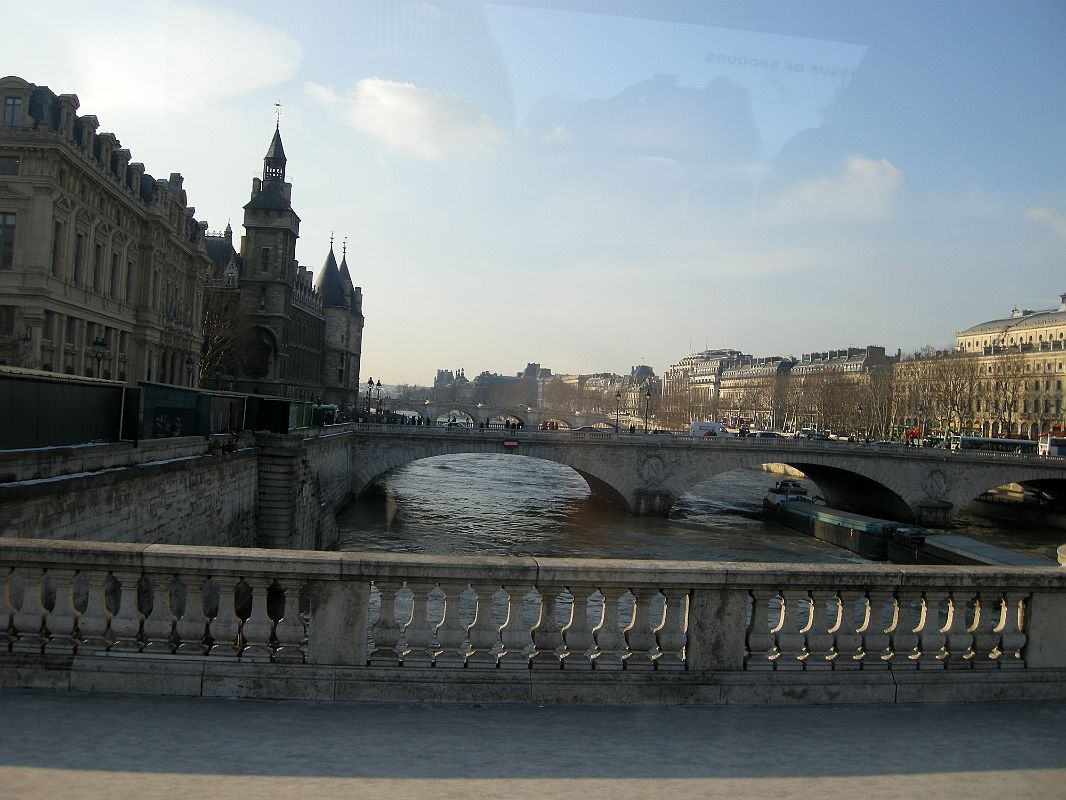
[0,76,207,385]
[0,427,356,549]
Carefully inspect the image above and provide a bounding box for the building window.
[42,310,54,342]
[119,331,127,354]
[260,247,270,273]
[92,244,102,291]
[65,317,77,345]
[2,97,21,125]
[0,306,14,336]
[73,234,83,284]
[109,253,118,296]
[0,156,18,175]
[125,260,134,301]
[51,222,63,276]
[0,212,14,269]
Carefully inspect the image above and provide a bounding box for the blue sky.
[7,0,1066,384]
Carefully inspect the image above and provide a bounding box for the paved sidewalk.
[1,690,1064,799]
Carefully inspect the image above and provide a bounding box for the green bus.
[948,435,1037,455]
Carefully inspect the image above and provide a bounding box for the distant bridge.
[387,400,618,430]
[350,425,1066,524]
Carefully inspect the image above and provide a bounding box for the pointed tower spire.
[264,123,287,182]
[339,236,353,283]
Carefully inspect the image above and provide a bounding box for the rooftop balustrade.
[2,538,1064,704]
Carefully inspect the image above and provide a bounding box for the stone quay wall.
[0,427,357,550]
[2,537,1065,706]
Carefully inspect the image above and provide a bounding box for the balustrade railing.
[2,539,1064,679]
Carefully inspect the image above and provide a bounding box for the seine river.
[336,454,1063,563]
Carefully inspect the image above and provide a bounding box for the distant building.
[662,349,744,421]
[0,75,208,384]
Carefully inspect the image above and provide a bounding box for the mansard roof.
[315,245,348,308]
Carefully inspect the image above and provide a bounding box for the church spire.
[263,123,287,182]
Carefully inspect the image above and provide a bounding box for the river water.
[337,454,1063,563]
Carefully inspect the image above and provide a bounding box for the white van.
[689,421,729,437]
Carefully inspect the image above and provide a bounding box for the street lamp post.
[614,390,622,432]
[365,377,374,418]
[91,335,107,378]
[644,388,651,433]
[856,404,863,441]
[375,380,382,417]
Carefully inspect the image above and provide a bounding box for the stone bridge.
[351,425,1066,525]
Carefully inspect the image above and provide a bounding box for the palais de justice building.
[0,75,363,408]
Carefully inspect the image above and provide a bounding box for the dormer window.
[3,97,21,125]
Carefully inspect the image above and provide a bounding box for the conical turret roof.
[266,124,286,160]
[315,244,347,308]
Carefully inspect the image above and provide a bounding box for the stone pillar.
[686,587,748,671]
[307,579,367,666]
[255,432,307,549]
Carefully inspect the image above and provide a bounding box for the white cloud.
[6,2,301,114]
[1024,207,1066,240]
[305,78,506,159]
[773,156,903,220]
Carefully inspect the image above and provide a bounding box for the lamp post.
[644,388,651,433]
[856,404,863,441]
[375,380,382,417]
[365,378,374,418]
[185,355,194,387]
[91,335,107,378]
[614,390,622,432]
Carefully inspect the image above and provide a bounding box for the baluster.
[467,583,503,669]
[625,588,661,671]
[594,587,633,670]
[78,570,112,655]
[745,589,778,670]
[141,573,176,654]
[918,590,949,669]
[402,581,439,667]
[43,569,78,656]
[805,590,837,670]
[1,567,15,653]
[174,575,209,655]
[12,567,46,655]
[498,584,534,669]
[890,589,924,669]
[273,578,306,664]
[240,577,275,662]
[832,590,866,669]
[997,591,1027,668]
[109,570,144,652]
[436,581,472,667]
[207,576,240,658]
[531,587,568,669]
[970,591,1004,669]
[369,580,405,666]
[860,589,895,669]
[944,590,976,668]
[656,587,688,670]
[774,590,810,670]
[562,585,600,670]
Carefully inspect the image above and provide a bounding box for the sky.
[6,0,1066,385]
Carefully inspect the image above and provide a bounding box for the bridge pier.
[916,499,953,528]
[632,489,674,516]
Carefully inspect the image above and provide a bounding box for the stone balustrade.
[2,537,1065,704]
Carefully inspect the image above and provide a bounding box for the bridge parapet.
[2,537,1064,704]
